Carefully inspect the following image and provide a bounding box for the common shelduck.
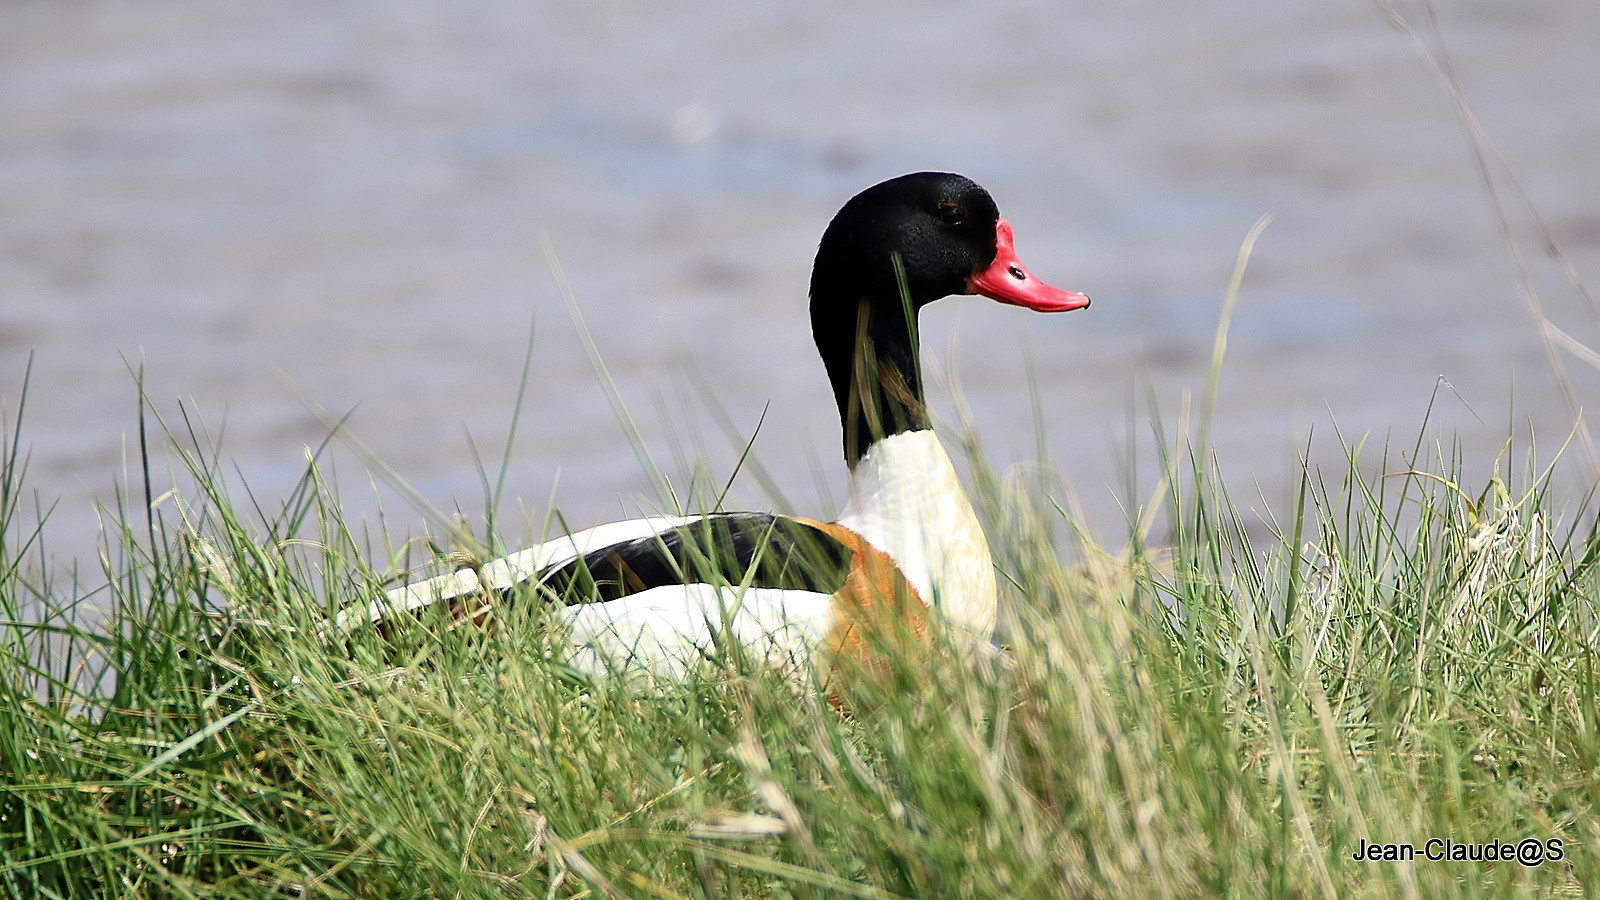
[343,172,1090,681]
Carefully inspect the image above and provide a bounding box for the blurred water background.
[2,0,1598,572]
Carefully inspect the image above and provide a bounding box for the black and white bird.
[343,172,1090,680]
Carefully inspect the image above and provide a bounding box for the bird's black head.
[808,172,1090,465]
[810,172,1004,315]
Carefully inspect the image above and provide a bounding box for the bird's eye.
[933,204,964,227]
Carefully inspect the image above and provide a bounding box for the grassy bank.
[0,370,1595,898]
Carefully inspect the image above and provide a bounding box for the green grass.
[1,348,1597,899]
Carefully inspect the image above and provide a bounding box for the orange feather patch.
[791,518,931,701]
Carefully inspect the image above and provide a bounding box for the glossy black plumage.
[810,173,1005,464]
[536,513,852,604]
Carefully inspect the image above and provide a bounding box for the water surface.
[2,0,1597,568]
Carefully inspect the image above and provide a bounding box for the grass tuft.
[1,349,1596,898]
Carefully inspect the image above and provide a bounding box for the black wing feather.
[535,513,852,604]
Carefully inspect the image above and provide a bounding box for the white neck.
[834,430,997,640]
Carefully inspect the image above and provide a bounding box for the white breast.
[834,430,997,640]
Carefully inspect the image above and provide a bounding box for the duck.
[342,172,1090,681]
